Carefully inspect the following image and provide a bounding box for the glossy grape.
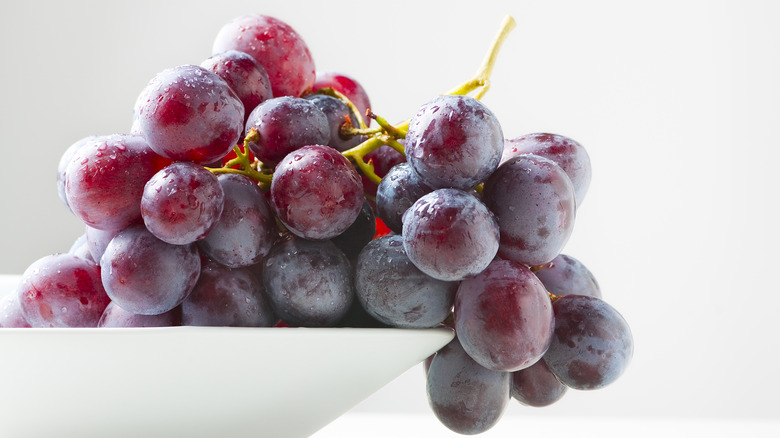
[312,71,371,124]
[511,358,567,407]
[270,145,364,240]
[141,162,225,245]
[0,292,31,328]
[304,94,361,151]
[212,14,315,97]
[376,162,434,234]
[181,260,276,327]
[502,133,591,206]
[101,226,200,315]
[245,96,329,165]
[57,136,95,212]
[402,188,499,281]
[135,64,244,164]
[454,259,554,371]
[201,50,273,124]
[405,94,503,190]
[98,302,181,327]
[85,225,121,265]
[355,235,457,328]
[544,295,634,390]
[427,336,510,435]
[482,154,576,266]
[534,254,602,298]
[262,236,353,327]
[65,134,169,231]
[197,174,276,268]
[17,253,110,327]
[68,233,95,264]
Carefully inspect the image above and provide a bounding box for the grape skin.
[511,358,567,407]
[98,302,181,328]
[201,50,273,124]
[534,254,602,299]
[376,162,434,235]
[0,291,31,328]
[57,136,95,212]
[355,235,457,328]
[402,188,499,281]
[304,94,362,151]
[482,154,576,266]
[454,259,554,372]
[312,71,371,125]
[544,295,634,390]
[330,200,376,260]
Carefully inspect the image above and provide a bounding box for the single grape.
[262,236,353,327]
[544,295,634,390]
[331,200,376,260]
[68,233,95,264]
[511,358,567,407]
[502,133,591,207]
[355,235,457,328]
[141,162,225,245]
[482,154,576,266]
[212,14,315,98]
[181,260,276,327]
[304,94,361,151]
[402,188,499,281]
[405,94,503,190]
[534,254,601,298]
[197,174,277,268]
[85,225,122,265]
[244,96,329,165]
[57,136,96,212]
[135,64,244,164]
[17,253,110,327]
[454,259,554,372]
[98,301,181,327]
[65,134,169,231]
[201,50,273,124]
[0,292,31,328]
[427,336,510,435]
[376,162,434,234]
[270,145,364,240]
[312,71,371,125]
[101,226,201,315]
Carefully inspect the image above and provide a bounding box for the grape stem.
[207,129,273,190]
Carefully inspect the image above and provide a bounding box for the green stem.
[315,87,368,129]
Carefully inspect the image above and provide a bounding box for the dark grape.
[304,94,361,151]
[405,94,503,190]
[270,145,364,240]
[197,174,276,268]
[355,235,457,328]
[511,358,567,407]
[482,154,576,266]
[312,71,371,124]
[141,162,225,245]
[135,64,244,164]
[534,254,602,298]
[331,200,376,260]
[427,336,510,435]
[402,188,499,281]
[544,295,634,390]
[98,301,181,327]
[376,162,434,234]
[101,226,201,315]
[262,236,353,327]
[361,144,406,197]
[201,50,273,124]
[181,260,276,327]
[17,253,110,327]
[502,133,591,206]
[212,14,315,98]
[454,259,554,372]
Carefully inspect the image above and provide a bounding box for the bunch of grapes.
[0,13,633,435]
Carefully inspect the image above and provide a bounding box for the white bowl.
[0,275,454,438]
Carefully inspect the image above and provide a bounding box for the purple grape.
[0,292,31,328]
[544,295,634,390]
[141,162,225,245]
[101,226,201,315]
[245,96,329,165]
[65,134,170,231]
[98,302,181,327]
[304,94,361,151]
[482,154,576,266]
[511,358,567,407]
[534,254,601,298]
[331,200,376,260]
[181,260,276,327]
[68,233,95,264]
[402,188,499,281]
[85,225,121,265]
[270,145,364,240]
[262,236,353,327]
[17,253,110,327]
[426,336,510,435]
[355,235,457,328]
[135,64,244,164]
[57,136,95,212]
[376,162,434,234]
[312,71,371,125]
[197,174,276,268]
[502,133,591,207]
[212,14,315,98]
[454,259,554,372]
[405,94,503,190]
[201,50,273,124]
[361,144,406,197]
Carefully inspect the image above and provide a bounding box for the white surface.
[1,1,779,436]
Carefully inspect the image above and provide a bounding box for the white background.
[1,0,779,435]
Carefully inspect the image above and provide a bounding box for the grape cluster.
[2,13,634,435]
